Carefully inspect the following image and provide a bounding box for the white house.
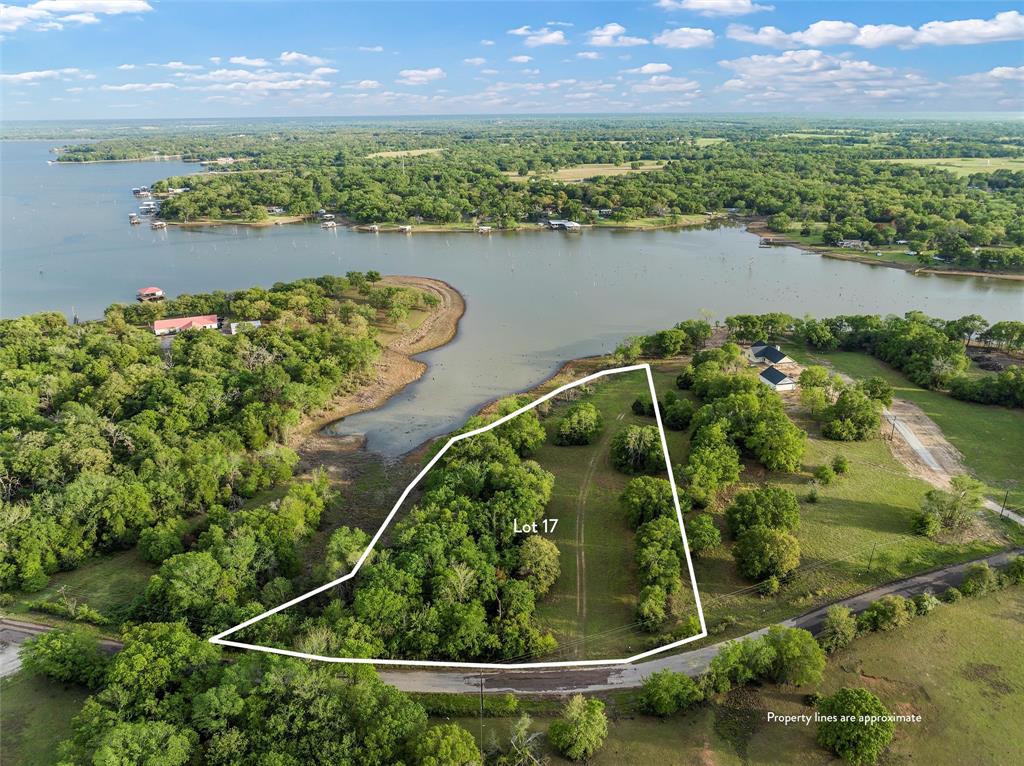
[759,365,797,392]
[229,320,262,335]
[748,342,793,366]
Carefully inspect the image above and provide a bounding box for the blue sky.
[1,1,1021,119]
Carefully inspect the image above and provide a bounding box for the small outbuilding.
[229,320,262,335]
[136,286,165,302]
[759,365,797,392]
[547,219,582,231]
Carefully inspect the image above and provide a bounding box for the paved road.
[375,548,1021,695]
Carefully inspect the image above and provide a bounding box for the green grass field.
[3,548,155,625]
[442,586,1024,765]
[874,157,1024,177]
[688,407,1005,644]
[785,347,1024,509]
[0,672,90,766]
[532,367,698,661]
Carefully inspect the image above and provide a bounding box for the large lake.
[3,139,1021,455]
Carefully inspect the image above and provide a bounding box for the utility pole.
[866,542,878,572]
[1001,489,1009,517]
[888,417,897,441]
[478,672,485,753]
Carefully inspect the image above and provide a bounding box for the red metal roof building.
[152,314,218,336]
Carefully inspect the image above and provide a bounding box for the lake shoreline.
[290,275,466,473]
[745,219,1024,282]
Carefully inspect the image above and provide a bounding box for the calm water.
[3,139,1022,454]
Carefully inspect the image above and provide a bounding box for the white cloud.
[509,55,533,63]
[65,85,83,91]
[656,0,772,16]
[396,66,446,85]
[481,68,498,75]
[101,81,176,91]
[0,66,80,81]
[311,66,338,76]
[117,63,135,70]
[1,1,152,34]
[632,75,700,93]
[653,27,715,48]
[279,51,328,66]
[508,25,568,47]
[577,51,601,60]
[61,11,98,23]
[727,11,1024,49]
[463,57,487,66]
[151,61,202,70]
[480,39,495,46]
[209,56,221,64]
[547,20,573,27]
[587,22,649,47]
[358,45,384,52]
[625,62,673,74]
[229,56,269,67]
[718,48,941,106]
[356,79,380,88]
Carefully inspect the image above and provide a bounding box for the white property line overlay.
[210,363,708,669]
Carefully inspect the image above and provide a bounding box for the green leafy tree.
[619,476,676,528]
[816,687,895,765]
[733,525,801,581]
[685,513,721,555]
[823,389,881,441]
[725,486,800,537]
[413,723,481,766]
[610,425,664,475]
[516,535,561,596]
[19,627,108,688]
[548,695,608,762]
[556,402,603,446]
[819,605,858,654]
[92,721,196,766]
[638,670,703,716]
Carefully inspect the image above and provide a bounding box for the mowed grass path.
[786,347,1024,508]
[532,367,697,661]
[873,156,1024,177]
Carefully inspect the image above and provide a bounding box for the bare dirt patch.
[885,399,967,490]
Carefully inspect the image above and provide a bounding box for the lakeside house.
[229,320,262,335]
[838,239,866,249]
[136,286,165,302]
[153,314,219,336]
[547,219,581,231]
[748,342,793,366]
[321,220,337,229]
[398,225,412,234]
[759,365,797,392]
[477,225,493,234]
[266,206,285,215]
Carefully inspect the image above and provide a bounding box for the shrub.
[725,486,801,538]
[913,510,940,537]
[912,592,940,616]
[943,586,963,603]
[759,576,780,596]
[857,595,914,632]
[813,464,836,485]
[637,584,668,627]
[556,402,604,446]
[610,425,664,475]
[19,627,109,688]
[632,396,654,417]
[638,670,703,717]
[685,513,721,556]
[816,687,895,765]
[805,485,819,504]
[1006,555,1024,585]
[138,518,188,564]
[620,476,675,528]
[819,605,857,654]
[822,389,881,442]
[676,365,695,390]
[831,454,851,475]
[733,525,801,581]
[959,562,997,597]
[548,695,608,762]
[663,399,695,431]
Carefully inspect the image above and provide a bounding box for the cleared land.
[443,586,1024,765]
[506,161,663,183]
[874,157,1024,176]
[533,368,698,661]
[785,347,1024,509]
[366,147,444,158]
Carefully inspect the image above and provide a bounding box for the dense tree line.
[727,311,1024,406]
[0,276,391,592]
[54,120,1022,265]
[290,399,559,662]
